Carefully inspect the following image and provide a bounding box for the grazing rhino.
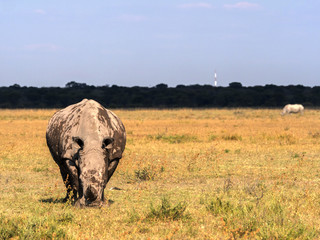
[281,104,304,116]
[46,99,126,207]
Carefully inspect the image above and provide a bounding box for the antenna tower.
[214,70,217,87]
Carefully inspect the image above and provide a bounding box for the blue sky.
[0,1,319,87]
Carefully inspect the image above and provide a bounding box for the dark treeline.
[1,81,320,108]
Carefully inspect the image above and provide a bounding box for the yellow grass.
[1,108,320,239]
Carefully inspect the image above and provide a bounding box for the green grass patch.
[205,196,317,239]
[148,134,198,143]
[0,212,73,240]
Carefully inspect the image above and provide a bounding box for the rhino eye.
[102,137,114,149]
[73,137,84,149]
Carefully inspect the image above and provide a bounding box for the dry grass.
[1,108,320,239]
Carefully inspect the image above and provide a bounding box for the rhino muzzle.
[85,185,98,202]
[76,184,104,207]
[76,165,106,207]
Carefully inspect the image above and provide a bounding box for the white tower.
[214,70,217,87]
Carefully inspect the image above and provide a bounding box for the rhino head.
[62,134,119,207]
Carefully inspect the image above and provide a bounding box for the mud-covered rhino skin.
[46,99,126,207]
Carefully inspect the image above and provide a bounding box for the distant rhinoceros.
[46,99,126,207]
[281,104,304,116]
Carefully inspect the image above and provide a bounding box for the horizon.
[3,81,319,89]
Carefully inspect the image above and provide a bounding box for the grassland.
[1,108,320,239]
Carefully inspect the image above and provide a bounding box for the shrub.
[206,197,234,216]
[146,197,189,221]
[206,197,258,238]
[222,134,242,141]
[135,167,155,181]
[209,134,218,141]
[278,134,295,145]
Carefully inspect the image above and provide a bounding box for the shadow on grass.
[39,198,115,206]
[39,198,66,204]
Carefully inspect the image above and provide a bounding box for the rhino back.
[46,99,126,161]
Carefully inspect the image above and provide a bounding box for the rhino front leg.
[59,161,80,202]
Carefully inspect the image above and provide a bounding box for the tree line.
[0,81,320,108]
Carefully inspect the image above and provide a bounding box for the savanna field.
[1,108,320,239]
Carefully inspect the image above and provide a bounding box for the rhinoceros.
[281,104,304,116]
[46,99,126,207]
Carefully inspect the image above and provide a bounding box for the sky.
[0,1,319,88]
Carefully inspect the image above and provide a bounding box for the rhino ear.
[73,137,84,149]
[62,137,83,160]
[62,146,73,160]
[103,137,124,160]
[110,150,122,160]
[108,145,124,160]
[102,137,114,150]
[103,137,121,159]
